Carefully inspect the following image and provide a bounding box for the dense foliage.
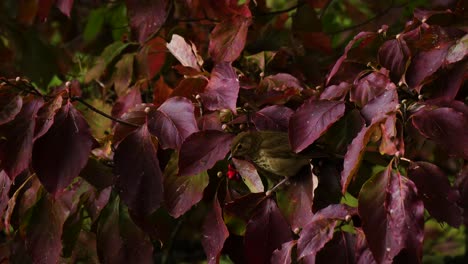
[0,0,467,263]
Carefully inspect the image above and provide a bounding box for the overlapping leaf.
[378,38,411,82]
[252,105,293,132]
[147,96,199,150]
[232,158,264,193]
[126,0,169,43]
[316,231,356,264]
[360,89,398,124]
[351,69,397,107]
[166,34,202,71]
[271,240,297,264]
[0,86,22,125]
[114,124,163,216]
[209,16,251,62]
[202,197,229,264]
[289,99,345,152]
[33,101,94,194]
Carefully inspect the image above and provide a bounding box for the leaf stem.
[71,96,140,128]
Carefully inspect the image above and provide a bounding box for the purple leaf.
[33,101,94,194]
[313,204,357,220]
[316,231,356,264]
[355,228,377,264]
[97,195,154,264]
[378,38,411,82]
[198,112,223,131]
[179,130,234,176]
[341,123,380,194]
[358,164,424,263]
[252,105,293,132]
[209,16,251,62]
[34,95,63,140]
[200,62,240,114]
[244,197,292,264]
[360,89,398,124]
[408,161,462,227]
[260,73,304,92]
[351,69,397,107]
[166,34,202,71]
[289,100,346,153]
[320,82,351,101]
[147,96,199,150]
[113,103,150,147]
[111,85,142,119]
[56,0,74,17]
[411,107,468,159]
[114,124,163,216]
[126,0,169,43]
[326,32,377,85]
[202,197,229,264]
[271,240,297,264]
[297,217,337,260]
[232,158,264,193]
[164,153,208,218]
[0,87,22,125]
[0,97,43,180]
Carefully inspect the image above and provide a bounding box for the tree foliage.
[0,0,466,263]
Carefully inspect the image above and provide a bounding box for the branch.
[256,1,306,17]
[71,96,140,128]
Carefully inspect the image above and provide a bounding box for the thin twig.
[256,1,306,17]
[71,96,140,128]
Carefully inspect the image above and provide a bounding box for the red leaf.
[351,69,397,107]
[0,86,22,125]
[152,77,173,108]
[171,77,208,99]
[271,240,297,264]
[0,97,43,180]
[358,164,424,263]
[166,34,202,71]
[340,123,380,194]
[164,153,208,218]
[378,38,411,82]
[209,16,251,62]
[32,101,94,194]
[252,105,293,132]
[360,89,398,124]
[178,130,234,176]
[244,197,292,264]
[326,32,377,85]
[411,107,468,159]
[200,62,240,114]
[409,161,462,227]
[111,85,142,119]
[232,158,264,193]
[114,125,163,216]
[56,0,74,17]
[201,197,229,264]
[97,195,154,264]
[138,37,167,79]
[37,0,55,22]
[148,96,199,150]
[34,95,63,140]
[113,103,151,147]
[125,0,169,43]
[289,100,346,153]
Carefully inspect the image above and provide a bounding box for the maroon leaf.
[326,32,377,85]
[166,34,202,71]
[341,123,380,193]
[271,240,297,264]
[360,89,398,124]
[113,104,151,147]
[312,204,357,220]
[406,42,452,92]
[232,158,264,193]
[408,161,462,227]
[411,107,468,159]
[355,228,377,264]
[171,77,208,99]
[164,153,208,218]
[198,112,223,131]
[138,36,167,79]
[0,87,22,125]
[126,0,169,43]
[0,171,12,220]
[21,192,68,264]
[316,231,356,264]
[209,16,251,62]
[289,100,346,153]
[111,85,142,119]
[358,164,424,263]
[0,97,43,180]
[97,195,154,264]
[277,171,317,230]
[114,124,163,216]
[37,0,55,21]
[378,38,411,82]
[320,82,351,101]
[297,217,337,260]
[200,62,240,114]
[34,95,63,140]
[152,77,173,108]
[202,197,229,264]
[252,105,293,132]
[56,0,74,17]
[32,101,94,194]
[147,96,199,150]
[351,69,397,107]
[244,197,292,264]
[113,53,134,97]
[179,130,234,176]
